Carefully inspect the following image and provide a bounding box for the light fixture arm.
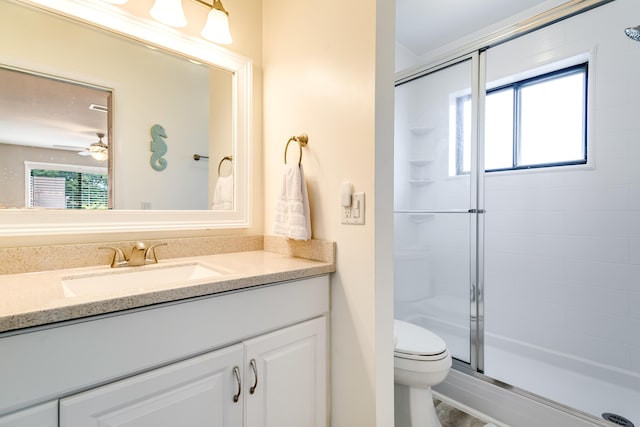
[194,0,229,16]
[116,0,233,44]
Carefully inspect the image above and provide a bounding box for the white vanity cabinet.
[59,317,327,427]
[0,276,329,427]
[60,344,245,427]
[244,317,326,427]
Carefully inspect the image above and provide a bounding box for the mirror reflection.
[0,66,111,209]
[0,0,233,211]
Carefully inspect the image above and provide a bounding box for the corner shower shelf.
[408,213,435,223]
[394,210,436,223]
[408,126,434,136]
[408,179,434,186]
[409,159,433,166]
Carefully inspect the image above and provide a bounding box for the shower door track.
[394,209,486,214]
[451,359,616,427]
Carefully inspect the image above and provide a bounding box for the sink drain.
[603,413,635,427]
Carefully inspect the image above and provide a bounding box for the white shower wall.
[482,0,640,408]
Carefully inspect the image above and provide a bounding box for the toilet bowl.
[394,319,452,427]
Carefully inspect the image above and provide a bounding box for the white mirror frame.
[0,0,252,236]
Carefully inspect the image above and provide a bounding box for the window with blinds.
[25,162,108,209]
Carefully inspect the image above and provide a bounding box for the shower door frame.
[395,51,486,370]
[394,0,617,424]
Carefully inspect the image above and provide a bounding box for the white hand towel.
[211,174,233,210]
[273,163,311,240]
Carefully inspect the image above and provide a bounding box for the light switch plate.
[342,192,365,225]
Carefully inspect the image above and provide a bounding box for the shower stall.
[393,0,640,425]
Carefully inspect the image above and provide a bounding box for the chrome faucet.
[100,242,167,268]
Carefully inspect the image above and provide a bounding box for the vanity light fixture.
[199,0,233,45]
[146,0,232,44]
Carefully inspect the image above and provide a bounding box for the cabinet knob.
[249,359,258,395]
[232,366,241,403]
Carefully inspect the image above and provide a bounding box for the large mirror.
[0,0,252,235]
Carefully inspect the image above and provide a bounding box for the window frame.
[456,62,589,174]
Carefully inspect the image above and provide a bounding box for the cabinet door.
[60,344,244,427]
[245,317,327,427]
[0,401,57,427]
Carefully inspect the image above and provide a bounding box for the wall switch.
[341,192,365,225]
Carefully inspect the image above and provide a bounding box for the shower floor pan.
[398,294,640,425]
[484,338,640,426]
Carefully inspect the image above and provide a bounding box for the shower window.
[455,62,588,174]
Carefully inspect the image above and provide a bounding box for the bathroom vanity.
[0,250,332,427]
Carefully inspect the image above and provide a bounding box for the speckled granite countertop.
[0,251,334,334]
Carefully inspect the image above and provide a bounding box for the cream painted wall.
[263,0,394,425]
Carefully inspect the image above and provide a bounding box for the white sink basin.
[62,263,225,298]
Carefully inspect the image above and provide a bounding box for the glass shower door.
[394,56,480,365]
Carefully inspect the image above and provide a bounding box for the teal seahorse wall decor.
[149,124,168,171]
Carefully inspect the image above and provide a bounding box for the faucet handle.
[145,243,167,264]
[99,247,128,268]
[132,241,146,252]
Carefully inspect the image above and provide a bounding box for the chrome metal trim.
[396,53,477,87]
[451,360,615,427]
[394,209,471,214]
[395,0,615,86]
[468,52,480,371]
[476,211,486,373]
[475,50,487,373]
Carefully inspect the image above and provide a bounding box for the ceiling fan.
[78,132,108,161]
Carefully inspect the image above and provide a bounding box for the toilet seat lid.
[394,319,447,356]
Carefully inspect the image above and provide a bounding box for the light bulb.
[201,8,232,44]
[150,0,187,28]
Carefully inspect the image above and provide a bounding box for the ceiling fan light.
[86,133,109,162]
[150,0,187,28]
[89,148,109,162]
[201,1,232,44]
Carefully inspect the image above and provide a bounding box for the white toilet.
[394,319,452,427]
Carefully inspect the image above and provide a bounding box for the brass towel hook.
[217,155,233,177]
[284,134,309,166]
